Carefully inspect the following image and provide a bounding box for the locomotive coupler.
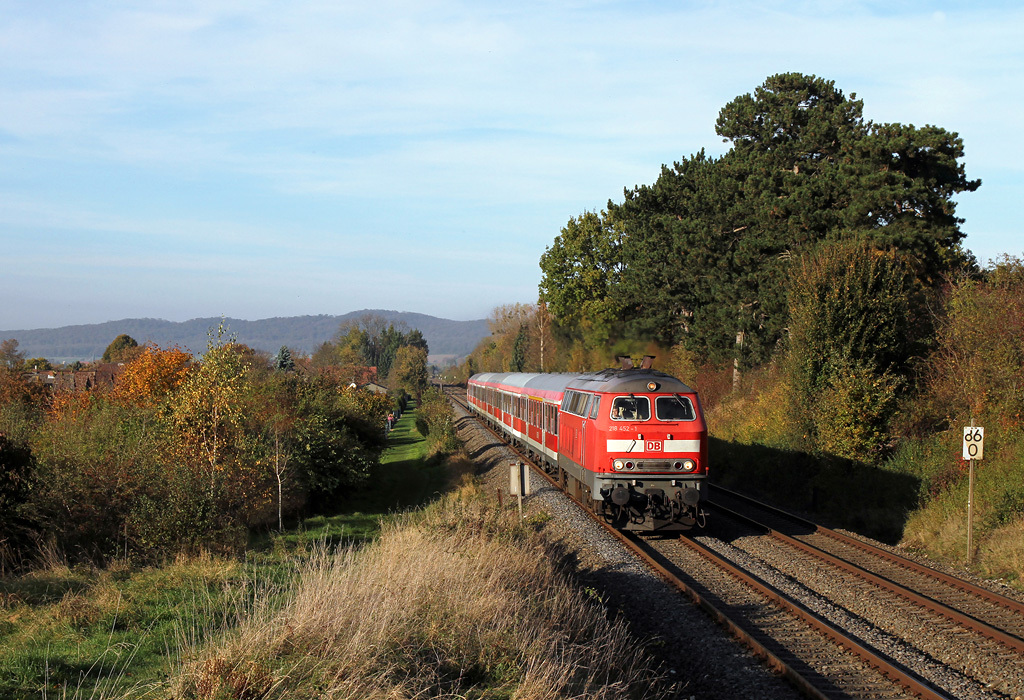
[603,483,650,509]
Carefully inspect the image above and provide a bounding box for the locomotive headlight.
[680,459,697,472]
[613,460,625,471]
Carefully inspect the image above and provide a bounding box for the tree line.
[539,72,978,368]
[0,316,431,566]
[312,314,429,399]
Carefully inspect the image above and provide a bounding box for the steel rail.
[710,497,1024,657]
[710,484,1024,615]
[709,484,1024,641]
[644,533,951,700]
[448,387,952,700]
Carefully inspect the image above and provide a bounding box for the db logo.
[645,440,663,452]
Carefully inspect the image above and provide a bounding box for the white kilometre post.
[510,461,531,519]
[963,424,985,564]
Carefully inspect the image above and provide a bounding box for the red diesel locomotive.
[467,360,708,532]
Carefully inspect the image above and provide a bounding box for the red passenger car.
[467,363,707,532]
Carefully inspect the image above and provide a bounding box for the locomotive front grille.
[611,459,698,473]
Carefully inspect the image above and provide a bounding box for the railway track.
[446,386,1024,699]
[705,486,1024,697]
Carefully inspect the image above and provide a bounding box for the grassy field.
[0,553,256,700]
[0,403,454,700]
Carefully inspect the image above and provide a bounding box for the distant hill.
[0,310,490,365]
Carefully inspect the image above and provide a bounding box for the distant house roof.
[24,362,126,391]
[358,382,389,394]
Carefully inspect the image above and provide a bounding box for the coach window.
[656,395,695,421]
[611,396,650,421]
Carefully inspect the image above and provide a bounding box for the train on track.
[467,358,708,533]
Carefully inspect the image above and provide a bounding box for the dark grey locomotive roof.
[470,369,694,395]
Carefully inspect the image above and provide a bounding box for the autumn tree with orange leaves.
[111,344,192,408]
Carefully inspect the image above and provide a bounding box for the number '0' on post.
[962,427,985,461]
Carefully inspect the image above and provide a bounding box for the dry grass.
[902,496,1024,589]
[901,487,970,555]
[444,452,478,488]
[977,520,1024,585]
[171,484,666,700]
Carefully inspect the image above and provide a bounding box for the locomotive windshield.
[610,396,649,421]
[656,395,696,421]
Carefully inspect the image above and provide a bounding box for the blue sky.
[1,1,1021,330]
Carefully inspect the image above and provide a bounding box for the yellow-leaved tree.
[168,326,248,494]
[160,323,274,542]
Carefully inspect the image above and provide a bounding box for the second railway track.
[706,486,1024,698]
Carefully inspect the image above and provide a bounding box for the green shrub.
[812,358,903,461]
[417,387,462,456]
[28,399,163,559]
[787,241,918,461]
